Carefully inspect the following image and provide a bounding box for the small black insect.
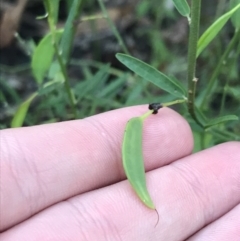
[148,103,162,114]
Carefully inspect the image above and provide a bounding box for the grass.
[0,0,239,151]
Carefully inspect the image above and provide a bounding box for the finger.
[1,142,239,241]
[186,204,240,241]
[0,105,193,231]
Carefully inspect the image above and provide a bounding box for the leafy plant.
[0,0,239,151]
[116,0,240,151]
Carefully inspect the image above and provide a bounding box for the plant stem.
[141,99,187,120]
[162,99,187,107]
[219,79,229,115]
[219,30,240,114]
[54,43,77,118]
[81,15,106,21]
[60,0,85,64]
[45,0,84,118]
[140,110,153,120]
[97,0,130,55]
[70,59,124,76]
[200,29,240,108]
[187,0,202,126]
[209,127,240,141]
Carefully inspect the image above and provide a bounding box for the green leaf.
[230,0,240,28]
[43,0,60,27]
[192,131,213,152]
[194,105,208,127]
[136,1,151,17]
[168,75,187,96]
[98,74,127,98]
[209,127,240,141]
[11,93,38,128]
[116,53,187,98]
[60,0,84,63]
[38,77,64,96]
[31,29,63,84]
[76,64,110,101]
[229,86,240,100]
[172,0,190,19]
[206,115,239,128]
[197,3,240,57]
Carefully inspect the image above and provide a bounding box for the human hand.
[1,106,240,240]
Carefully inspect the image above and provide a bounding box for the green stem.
[54,43,77,118]
[140,99,187,121]
[187,0,202,126]
[162,99,187,107]
[60,0,85,64]
[140,110,153,121]
[209,127,240,141]
[219,81,229,115]
[219,30,240,114]
[70,59,124,76]
[81,15,106,21]
[97,0,130,55]
[0,63,30,73]
[44,0,83,118]
[200,29,240,108]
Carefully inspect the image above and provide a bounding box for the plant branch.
[162,99,187,107]
[60,0,85,64]
[44,0,85,118]
[97,0,130,55]
[54,43,77,118]
[200,29,240,108]
[187,0,202,126]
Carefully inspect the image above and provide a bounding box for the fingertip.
[141,106,194,168]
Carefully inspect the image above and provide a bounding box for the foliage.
[0,0,240,151]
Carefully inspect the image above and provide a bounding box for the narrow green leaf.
[172,0,190,19]
[136,1,151,17]
[116,54,187,98]
[168,75,187,96]
[76,64,110,101]
[125,82,144,105]
[38,77,64,96]
[230,0,240,28]
[197,3,240,57]
[11,93,38,128]
[98,74,127,98]
[192,131,202,153]
[192,131,213,152]
[206,115,238,128]
[43,0,60,27]
[60,0,84,63]
[194,105,208,127]
[209,127,240,141]
[31,30,63,84]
